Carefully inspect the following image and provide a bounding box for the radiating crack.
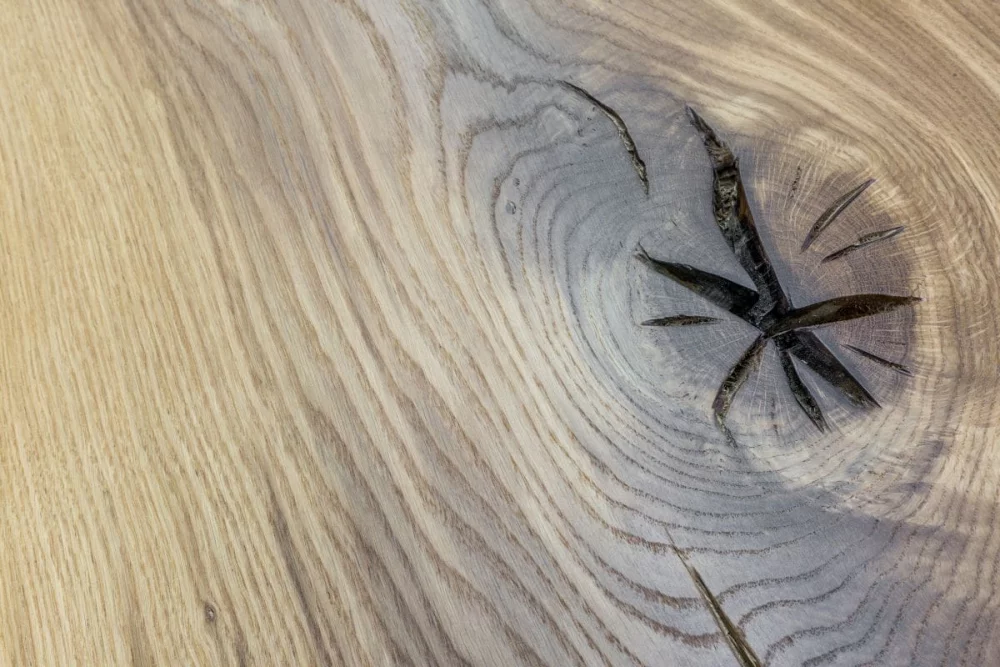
[822,226,905,263]
[767,294,921,336]
[637,107,917,443]
[559,81,649,195]
[801,178,875,251]
[686,106,790,320]
[642,315,720,327]
[712,336,766,447]
[845,344,913,376]
[775,331,880,409]
[636,246,759,319]
[778,350,828,432]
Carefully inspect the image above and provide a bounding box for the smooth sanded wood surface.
[2,1,1000,665]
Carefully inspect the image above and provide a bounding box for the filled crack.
[822,226,905,263]
[559,81,649,195]
[637,107,918,443]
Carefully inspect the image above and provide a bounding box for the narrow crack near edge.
[821,226,905,263]
[642,315,721,327]
[801,178,875,251]
[674,549,763,667]
[559,80,649,195]
[845,344,913,376]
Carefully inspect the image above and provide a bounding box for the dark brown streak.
[642,315,720,327]
[845,344,914,376]
[674,549,762,667]
[801,178,875,251]
[559,80,649,195]
[788,165,802,202]
[235,626,249,667]
[768,294,921,336]
[268,481,340,667]
[128,601,156,667]
[775,331,880,409]
[712,335,766,446]
[686,106,790,322]
[778,350,828,432]
[636,246,759,319]
[821,226,905,263]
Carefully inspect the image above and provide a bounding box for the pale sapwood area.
[2,1,1000,665]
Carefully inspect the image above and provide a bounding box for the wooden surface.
[2,1,1000,665]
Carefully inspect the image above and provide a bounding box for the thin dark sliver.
[776,330,879,409]
[560,81,649,195]
[845,344,913,376]
[768,294,920,336]
[685,105,734,168]
[713,335,767,446]
[778,350,828,432]
[674,550,763,667]
[686,106,790,321]
[801,178,875,251]
[642,315,720,327]
[822,226,905,263]
[636,247,760,318]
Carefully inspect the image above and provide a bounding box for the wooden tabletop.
[3,1,999,665]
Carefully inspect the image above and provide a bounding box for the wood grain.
[2,1,1000,664]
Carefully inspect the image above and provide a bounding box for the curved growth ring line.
[640,106,920,445]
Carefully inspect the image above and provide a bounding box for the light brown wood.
[2,1,1000,665]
